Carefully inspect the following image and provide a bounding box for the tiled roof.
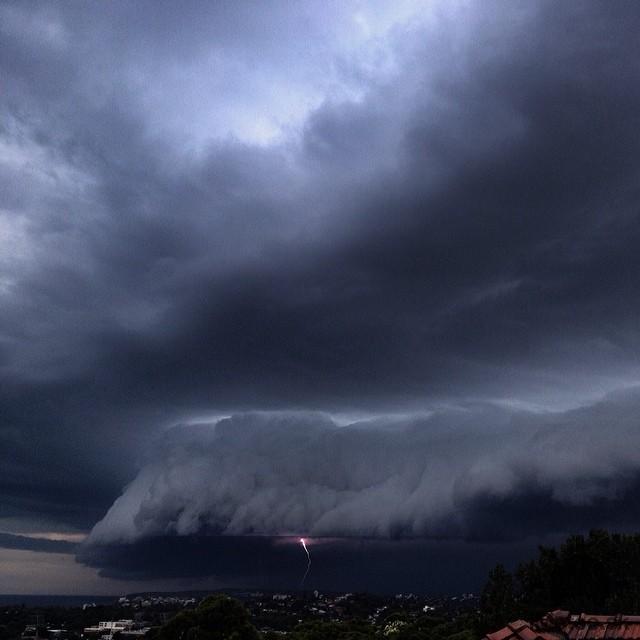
[485,619,561,640]
[563,614,640,640]
[485,612,640,640]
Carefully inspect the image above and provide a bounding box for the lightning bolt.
[300,538,311,588]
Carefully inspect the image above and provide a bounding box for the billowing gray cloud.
[79,390,640,589]
[2,0,640,590]
[86,389,640,549]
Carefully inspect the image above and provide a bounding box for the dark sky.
[2,0,640,594]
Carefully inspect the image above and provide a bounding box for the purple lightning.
[300,538,311,587]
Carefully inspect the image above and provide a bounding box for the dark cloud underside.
[78,535,552,594]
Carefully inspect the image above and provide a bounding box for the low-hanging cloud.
[86,388,640,551]
[0,531,76,554]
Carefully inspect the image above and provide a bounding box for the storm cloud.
[2,0,640,590]
[85,390,640,549]
[79,535,550,593]
[80,390,640,588]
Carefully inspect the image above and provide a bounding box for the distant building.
[485,610,640,640]
[83,620,136,639]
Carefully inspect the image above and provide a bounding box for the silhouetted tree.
[479,530,640,632]
[477,564,516,635]
[156,595,259,640]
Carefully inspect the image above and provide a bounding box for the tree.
[156,595,260,640]
[477,564,516,635]
[288,619,376,640]
[479,529,640,632]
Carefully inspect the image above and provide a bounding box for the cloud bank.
[0,532,76,554]
[86,388,640,551]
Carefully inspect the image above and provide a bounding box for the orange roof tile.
[485,612,640,640]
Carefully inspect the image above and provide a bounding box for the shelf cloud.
[86,388,640,549]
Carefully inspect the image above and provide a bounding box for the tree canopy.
[153,595,260,640]
[478,530,640,634]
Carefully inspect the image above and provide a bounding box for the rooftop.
[486,611,640,640]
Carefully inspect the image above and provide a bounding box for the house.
[485,610,640,640]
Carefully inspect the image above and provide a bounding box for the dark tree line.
[478,530,640,635]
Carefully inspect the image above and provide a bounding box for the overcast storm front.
[2,1,640,595]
